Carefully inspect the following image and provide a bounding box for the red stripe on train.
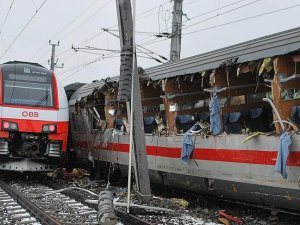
[75,141,300,166]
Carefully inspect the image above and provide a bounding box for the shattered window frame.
[88,104,106,132]
[281,88,300,101]
[247,91,273,103]
[143,104,161,113]
[176,98,210,111]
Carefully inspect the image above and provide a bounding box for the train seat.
[176,114,195,133]
[195,112,210,122]
[245,108,264,132]
[243,107,275,132]
[144,116,157,134]
[223,112,243,134]
[115,118,125,131]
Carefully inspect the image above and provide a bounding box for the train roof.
[64,82,87,92]
[143,27,300,80]
[69,77,118,105]
[1,61,52,76]
[2,61,45,68]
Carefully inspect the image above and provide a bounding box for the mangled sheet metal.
[143,27,300,80]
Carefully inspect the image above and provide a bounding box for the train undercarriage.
[0,132,63,171]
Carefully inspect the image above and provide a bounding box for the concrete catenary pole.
[170,0,183,61]
[115,0,151,207]
[49,41,59,71]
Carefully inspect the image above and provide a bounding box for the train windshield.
[3,73,54,107]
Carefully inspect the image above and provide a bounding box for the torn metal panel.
[143,27,300,80]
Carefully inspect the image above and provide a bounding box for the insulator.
[97,191,117,225]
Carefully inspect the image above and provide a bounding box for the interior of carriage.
[72,53,300,136]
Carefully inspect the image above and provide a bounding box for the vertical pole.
[116,0,151,209]
[169,0,183,61]
[49,41,61,71]
[50,44,56,71]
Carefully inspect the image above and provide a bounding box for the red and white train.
[0,61,69,171]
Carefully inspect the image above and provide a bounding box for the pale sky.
[0,0,300,86]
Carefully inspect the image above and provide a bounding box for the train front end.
[0,62,69,171]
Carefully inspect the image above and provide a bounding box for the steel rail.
[0,179,62,225]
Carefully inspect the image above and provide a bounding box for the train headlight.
[2,121,19,131]
[42,124,56,133]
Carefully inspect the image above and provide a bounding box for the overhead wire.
[182,0,263,31]
[139,4,300,47]
[101,28,168,61]
[0,0,16,34]
[137,0,261,45]
[52,1,174,60]
[136,0,170,19]
[61,54,119,81]
[183,4,300,36]
[60,0,250,80]
[39,1,177,69]
[60,52,118,75]
[59,0,113,44]
[31,0,100,60]
[35,0,113,61]
[0,0,48,60]
[189,0,248,20]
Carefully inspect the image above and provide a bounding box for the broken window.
[143,104,160,113]
[247,92,272,103]
[88,105,106,131]
[281,88,300,101]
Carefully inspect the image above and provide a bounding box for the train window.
[219,97,228,107]
[194,100,205,108]
[143,104,160,113]
[176,99,209,111]
[3,73,53,107]
[247,92,272,103]
[177,102,193,110]
[116,102,127,115]
[89,105,106,131]
[230,95,245,106]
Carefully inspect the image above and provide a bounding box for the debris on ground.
[43,168,300,225]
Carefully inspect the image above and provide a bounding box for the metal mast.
[170,0,183,61]
[115,0,151,205]
[49,41,63,71]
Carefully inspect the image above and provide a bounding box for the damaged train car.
[68,27,300,211]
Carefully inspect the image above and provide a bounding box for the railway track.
[0,178,153,225]
[0,180,42,225]
[0,179,98,225]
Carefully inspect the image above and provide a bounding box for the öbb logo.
[22,111,39,118]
